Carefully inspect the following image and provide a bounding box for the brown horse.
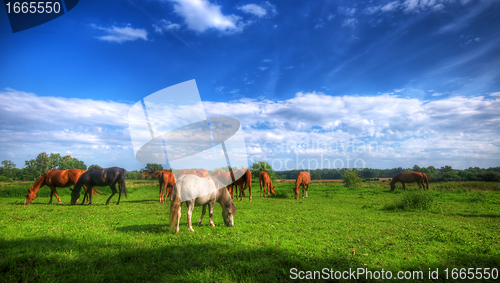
[142,170,177,203]
[70,167,127,205]
[292,171,310,199]
[24,169,100,205]
[233,169,252,202]
[211,170,234,195]
[259,171,275,198]
[390,172,429,191]
[176,169,209,178]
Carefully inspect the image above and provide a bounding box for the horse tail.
[120,169,128,198]
[423,173,429,190]
[170,182,181,233]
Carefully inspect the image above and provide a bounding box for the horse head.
[24,191,36,205]
[270,184,276,195]
[292,187,299,199]
[222,202,236,227]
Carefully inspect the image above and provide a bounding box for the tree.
[49,153,62,169]
[250,161,276,181]
[342,170,362,188]
[88,164,102,170]
[145,163,163,171]
[439,165,460,182]
[58,155,87,170]
[0,160,16,179]
[311,170,321,180]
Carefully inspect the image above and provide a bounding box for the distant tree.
[58,155,87,170]
[126,171,138,180]
[439,165,461,182]
[311,170,321,180]
[48,153,62,169]
[88,164,102,170]
[412,165,422,172]
[342,170,362,188]
[145,163,163,171]
[0,160,16,179]
[250,161,276,181]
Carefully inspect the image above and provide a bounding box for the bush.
[385,191,433,211]
[343,170,362,188]
[0,176,13,182]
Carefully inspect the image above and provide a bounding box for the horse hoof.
[210,223,215,227]
[198,221,202,226]
[188,228,195,232]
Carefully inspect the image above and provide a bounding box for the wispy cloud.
[153,19,181,34]
[170,0,242,33]
[342,18,358,28]
[91,24,148,43]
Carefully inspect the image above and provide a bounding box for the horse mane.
[28,173,47,194]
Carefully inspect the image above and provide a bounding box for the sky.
[0,0,499,171]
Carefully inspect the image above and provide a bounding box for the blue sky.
[1,0,499,171]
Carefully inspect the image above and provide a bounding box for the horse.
[24,169,100,205]
[390,172,429,191]
[176,169,209,178]
[70,167,127,205]
[259,171,275,198]
[233,169,252,202]
[292,171,310,199]
[170,174,236,233]
[211,170,235,196]
[142,170,176,203]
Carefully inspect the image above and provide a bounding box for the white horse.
[170,174,236,233]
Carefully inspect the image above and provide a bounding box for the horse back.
[296,171,311,186]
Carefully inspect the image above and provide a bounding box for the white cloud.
[238,4,267,17]
[153,19,182,33]
[2,89,498,170]
[337,7,358,17]
[342,18,358,28]
[258,66,269,71]
[381,1,400,12]
[170,0,242,33]
[91,24,148,43]
[432,92,444,96]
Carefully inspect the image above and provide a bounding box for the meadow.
[0,180,499,282]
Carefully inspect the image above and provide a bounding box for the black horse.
[71,167,127,205]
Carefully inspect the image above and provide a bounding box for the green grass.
[1,180,499,282]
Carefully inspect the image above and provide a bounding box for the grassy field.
[0,180,499,282]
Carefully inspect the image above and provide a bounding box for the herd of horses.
[23,167,429,233]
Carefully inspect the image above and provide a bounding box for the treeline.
[1,152,498,183]
[275,165,500,182]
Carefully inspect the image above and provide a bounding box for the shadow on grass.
[455,213,500,218]
[1,237,499,283]
[117,224,167,233]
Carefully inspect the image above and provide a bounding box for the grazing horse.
[176,169,209,178]
[24,169,100,205]
[233,169,252,202]
[259,171,275,198]
[142,170,176,203]
[170,175,236,233]
[70,167,127,205]
[292,171,310,199]
[211,170,235,196]
[390,172,429,191]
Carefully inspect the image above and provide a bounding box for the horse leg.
[260,181,263,198]
[249,183,252,202]
[208,201,215,227]
[402,182,406,190]
[175,206,181,234]
[115,183,123,205]
[87,187,93,205]
[198,204,207,226]
[187,203,194,232]
[106,185,117,205]
[302,184,305,199]
[305,184,309,198]
[48,186,55,204]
